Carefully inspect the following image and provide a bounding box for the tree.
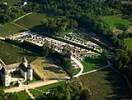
[112,49,129,71]
[42,40,50,57]
[79,89,91,100]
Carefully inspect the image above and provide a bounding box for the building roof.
[5,63,20,70]
[19,63,28,72]
[22,57,28,63]
[27,64,32,69]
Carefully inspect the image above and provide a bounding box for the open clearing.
[31,57,67,80]
[79,67,131,100]
[101,16,131,30]
[124,38,132,50]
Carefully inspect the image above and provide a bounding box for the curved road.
[71,56,84,78]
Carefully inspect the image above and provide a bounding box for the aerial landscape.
[0,0,132,100]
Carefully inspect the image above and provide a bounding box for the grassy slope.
[101,16,131,29]
[124,38,132,50]
[0,23,25,37]
[15,13,46,32]
[0,40,37,64]
[0,13,45,37]
[79,67,130,100]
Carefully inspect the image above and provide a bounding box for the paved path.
[4,80,59,93]
[0,37,5,40]
[81,66,108,76]
[71,56,84,78]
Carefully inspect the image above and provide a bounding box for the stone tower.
[22,57,28,68]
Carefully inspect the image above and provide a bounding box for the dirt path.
[25,89,35,99]
[4,80,60,93]
[13,12,32,22]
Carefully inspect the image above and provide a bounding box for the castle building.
[0,57,33,87]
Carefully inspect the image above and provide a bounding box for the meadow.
[101,16,131,30]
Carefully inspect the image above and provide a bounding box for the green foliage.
[25,0,119,16]
[0,3,24,24]
[124,38,132,50]
[111,49,129,70]
[42,16,78,35]
[37,80,90,100]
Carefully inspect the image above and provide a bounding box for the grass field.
[101,16,131,30]
[16,91,29,100]
[15,13,46,32]
[79,67,131,100]
[81,56,106,72]
[29,81,65,98]
[0,40,37,64]
[124,38,132,50]
[0,23,25,37]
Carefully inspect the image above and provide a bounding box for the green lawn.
[124,38,132,50]
[0,23,25,37]
[29,81,65,98]
[0,40,37,64]
[81,56,106,72]
[79,67,131,100]
[16,91,29,100]
[72,68,81,75]
[15,13,46,32]
[101,16,131,30]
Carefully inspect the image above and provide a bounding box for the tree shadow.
[115,23,128,31]
[29,24,49,33]
[102,68,132,99]
[44,66,64,73]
